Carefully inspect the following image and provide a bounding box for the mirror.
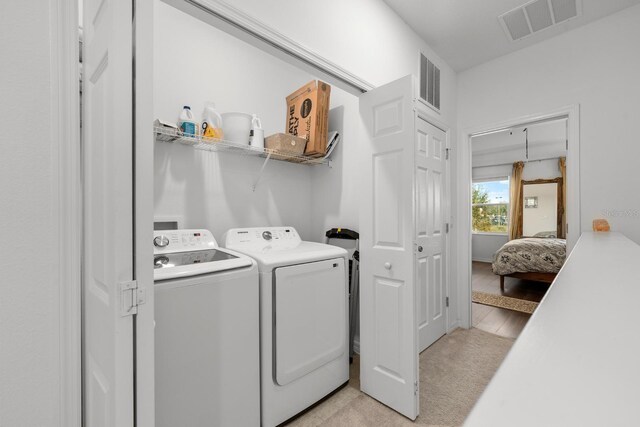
[519,178,563,238]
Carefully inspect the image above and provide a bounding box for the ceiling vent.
[420,53,440,111]
[499,0,582,42]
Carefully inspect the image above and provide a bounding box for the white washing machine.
[224,227,349,427]
[153,229,260,427]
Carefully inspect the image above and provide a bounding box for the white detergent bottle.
[179,106,198,136]
[201,102,224,140]
[249,114,264,149]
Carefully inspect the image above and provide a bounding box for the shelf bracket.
[252,153,272,192]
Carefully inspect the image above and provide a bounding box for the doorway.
[458,106,580,331]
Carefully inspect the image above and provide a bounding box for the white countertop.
[465,232,640,427]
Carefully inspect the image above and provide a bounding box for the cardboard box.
[285,80,331,157]
[265,133,307,160]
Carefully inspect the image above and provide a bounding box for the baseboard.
[472,257,494,263]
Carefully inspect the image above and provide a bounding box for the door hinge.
[414,381,418,396]
[445,148,450,160]
[120,280,146,317]
[446,296,450,307]
[445,223,450,233]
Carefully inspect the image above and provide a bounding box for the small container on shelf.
[592,219,610,232]
[201,103,224,141]
[265,133,307,161]
[154,119,181,142]
[249,114,265,150]
[179,106,198,137]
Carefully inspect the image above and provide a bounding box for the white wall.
[308,90,362,242]
[223,0,457,106]
[154,2,349,241]
[523,183,558,237]
[0,1,62,425]
[459,4,640,243]
[154,0,459,245]
[472,234,508,263]
[522,160,562,181]
[194,0,459,248]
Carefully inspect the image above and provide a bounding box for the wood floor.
[472,261,550,339]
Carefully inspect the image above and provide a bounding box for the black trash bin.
[325,228,359,363]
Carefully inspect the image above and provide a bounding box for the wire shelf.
[154,126,330,166]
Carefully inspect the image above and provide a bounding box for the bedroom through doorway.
[470,117,570,338]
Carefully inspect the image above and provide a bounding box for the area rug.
[472,290,538,314]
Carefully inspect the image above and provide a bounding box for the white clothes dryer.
[153,229,260,427]
[223,227,349,427]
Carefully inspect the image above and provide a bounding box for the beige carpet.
[286,328,514,427]
[472,290,538,314]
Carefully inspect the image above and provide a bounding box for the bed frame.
[500,272,557,292]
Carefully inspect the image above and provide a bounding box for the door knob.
[384,262,392,270]
[418,246,423,252]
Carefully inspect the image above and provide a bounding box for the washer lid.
[153,247,254,281]
[224,227,347,271]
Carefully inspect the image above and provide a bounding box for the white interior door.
[415,117,447,353]
[359,75,419,420]
[83,0,135,426]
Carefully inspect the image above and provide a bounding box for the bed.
[492,237,566,291]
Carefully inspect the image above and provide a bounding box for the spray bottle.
[249,114,264,149]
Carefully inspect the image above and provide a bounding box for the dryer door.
[274,258,347,385]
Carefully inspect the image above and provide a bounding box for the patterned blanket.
[492,238,566,276]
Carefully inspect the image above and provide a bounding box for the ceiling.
[383,0,640,71]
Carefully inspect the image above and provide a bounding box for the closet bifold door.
[82,0,135,426]
[359,75,419,420]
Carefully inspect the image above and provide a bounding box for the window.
[472,179,510,234]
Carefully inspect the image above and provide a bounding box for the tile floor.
[285,328,514,427]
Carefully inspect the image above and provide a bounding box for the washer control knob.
[384,262,392,270]
[262,231,272,241]
[154,235,169,248]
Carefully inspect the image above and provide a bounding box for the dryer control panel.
[223,227,301,251]
[153,229,218,254]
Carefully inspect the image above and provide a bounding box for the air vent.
[420,54,440,111]
[550,0,579,22]
[499,0,581,42]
